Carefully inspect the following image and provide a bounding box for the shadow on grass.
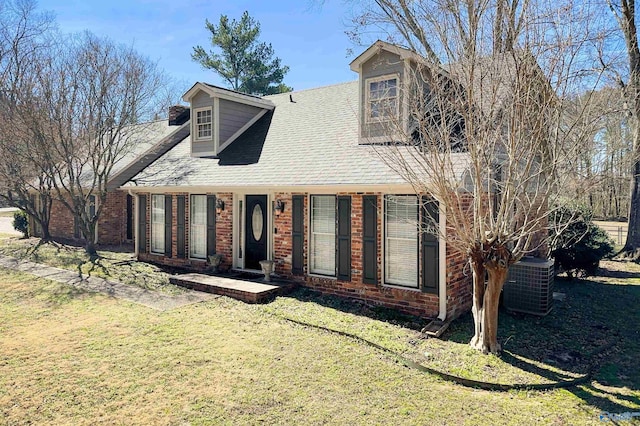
[276,266,640,413]
[282,286,426,331]
[446,274,640,412]
[596,265,640,280]
[34,281,88,307]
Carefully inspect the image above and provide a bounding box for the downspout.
[438,204,447,321]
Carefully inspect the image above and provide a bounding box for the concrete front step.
[170,273,297,303]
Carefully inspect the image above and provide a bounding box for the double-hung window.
[151,194,165,254]
[310,195,336,276]
[367,76,398,121]
[384,195,418,287]
[196,108,212,140]
[190,195,207,258]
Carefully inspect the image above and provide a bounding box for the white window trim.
[189,194,207,260]
[365,74,400,123]
[383,194,419,288]
[150,194,165,255]
[194,107,213,141]
[308,195,336,277]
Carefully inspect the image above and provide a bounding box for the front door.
[245,195,268,270]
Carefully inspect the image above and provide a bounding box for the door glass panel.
[252,203,263,241]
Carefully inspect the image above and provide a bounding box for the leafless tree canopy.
[0,1,177,254]
[348,0,611,353]
[0,0,56,235]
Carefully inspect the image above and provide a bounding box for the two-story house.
[124,40,474,319]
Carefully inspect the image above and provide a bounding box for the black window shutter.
[336,196,351,281]
[126,195,134,240]
[176,195,186,258]
[138,194,147,254]
[291,195,304,275]
[421,197,439,294]
[362,195,378,284]
[206,195,216,256]
[164,195,172,257]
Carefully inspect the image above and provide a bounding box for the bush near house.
[550,205,615,278]
[12,210,29,238]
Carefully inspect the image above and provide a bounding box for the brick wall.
[48,198,75,239]
[139,192,234,272]
[216,192,233,271]
[43,191,130,246]
[138,190,472,319]
[97,191,129,245]
[271,192,464,319]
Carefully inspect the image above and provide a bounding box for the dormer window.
[195,107,212,140]
[367,75,398,121]
[183,83,275,157]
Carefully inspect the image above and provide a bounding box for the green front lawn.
[1,236,639,424]
[0,237,184,295]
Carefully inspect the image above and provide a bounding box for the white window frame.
[366,74,399,123]
[309,195,336,276]
[195,107,213,140]
[190,194,207,259]
[384,195,419,288]
[151,194,165,254]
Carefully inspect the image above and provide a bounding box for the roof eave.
[349,40,422,72]
[182,82,275,110]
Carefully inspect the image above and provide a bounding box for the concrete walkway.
[0,255,216,311]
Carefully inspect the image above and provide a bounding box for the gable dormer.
[350,41,422,144]
[182,83,275,157]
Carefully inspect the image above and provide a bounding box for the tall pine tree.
[192,11,292,96]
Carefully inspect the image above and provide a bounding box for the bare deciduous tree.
[607,0,640,257]
[561,87,631,220]
[349,0,607,353]
[0,0,56,238]
[13,31,170,255]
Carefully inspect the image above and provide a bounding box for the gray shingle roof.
[129,81,469,189]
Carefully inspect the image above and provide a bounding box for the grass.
[0,236,184,295]
[0,268,620,425]
[0,236,639,423]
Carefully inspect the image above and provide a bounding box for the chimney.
[168,105,189,126]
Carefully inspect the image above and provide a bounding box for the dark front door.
[245,195,268,270]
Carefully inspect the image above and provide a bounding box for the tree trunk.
[621,157,640,257]
[40,224,52,241]
[469,244,511,354]
[480,263,509,353]
[616,0,640,259]
[84,239,97,257]
[469,255,486,349]
[83,221,98,257]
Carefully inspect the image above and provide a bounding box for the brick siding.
[138,191,472,319]
[40,191,131,246]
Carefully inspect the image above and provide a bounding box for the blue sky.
[37,0,364,94]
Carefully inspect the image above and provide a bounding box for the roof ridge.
[264,80,357,98]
